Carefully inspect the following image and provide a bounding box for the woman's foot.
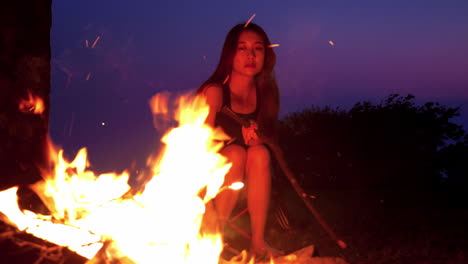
[250,241,284,261]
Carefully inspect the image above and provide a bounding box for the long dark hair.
[197,22,280,139]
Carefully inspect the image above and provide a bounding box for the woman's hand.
[242,120,262,146]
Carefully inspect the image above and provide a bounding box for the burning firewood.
[0,220,87,264]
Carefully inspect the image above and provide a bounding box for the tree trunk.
[0,1,51,190]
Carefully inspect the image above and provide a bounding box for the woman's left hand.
[242,120,262,146]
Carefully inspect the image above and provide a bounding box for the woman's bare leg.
[215,144,246,231]
[246,145,273,254]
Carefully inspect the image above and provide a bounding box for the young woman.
[197,22,281,258]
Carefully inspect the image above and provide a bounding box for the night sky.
[50,0,468,172]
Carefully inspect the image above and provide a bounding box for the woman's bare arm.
[202,84,223,127]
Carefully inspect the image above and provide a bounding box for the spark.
[101,122,106,126]
[337,240,347,249]
[68,112,75,137]
[86,72,92,81]
[268,44,280,48]
[285,255,298,261]
[329,40,335,46]
[215,181,244,199]
[229,182,244,190]
[244,14,256,28]
[91,35,101,48]
[85,40,89,48]
[222,75,229,85]
[302,193,316,199]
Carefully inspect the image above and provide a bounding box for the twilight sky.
[50,0,468,172]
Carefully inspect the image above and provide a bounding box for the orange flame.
[0,93,242,263]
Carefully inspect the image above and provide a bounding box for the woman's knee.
[221,144,246,168]
[246,145,271,166]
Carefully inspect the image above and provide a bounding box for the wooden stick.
[221,106,347,249]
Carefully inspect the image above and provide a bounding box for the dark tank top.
[215,84,260,148]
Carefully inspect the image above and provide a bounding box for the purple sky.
[50,0,468,172]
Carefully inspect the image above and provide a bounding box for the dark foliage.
[274,96,468,263]
[279,94,468,192]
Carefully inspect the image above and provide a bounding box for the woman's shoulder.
[201,83,224,98]
[202,83,223,93]
[201,83,224,111]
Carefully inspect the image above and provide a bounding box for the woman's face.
[231,30,265,78]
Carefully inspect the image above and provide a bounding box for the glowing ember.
[329,40,335,46]
[268,44,280,48]
[18,91,45,114]
[0,93,238,263]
